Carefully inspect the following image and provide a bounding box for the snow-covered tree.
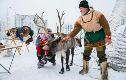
[108,0,126,72]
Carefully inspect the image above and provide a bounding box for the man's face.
[79,7,89,15]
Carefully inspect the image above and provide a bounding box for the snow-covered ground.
[0,42,126,80]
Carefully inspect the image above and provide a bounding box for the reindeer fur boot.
[79,60,89,75]
[100,61,108,80]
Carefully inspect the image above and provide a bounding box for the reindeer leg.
[59,56,64,74]
[70,47,74,66]
[66,49,70,71]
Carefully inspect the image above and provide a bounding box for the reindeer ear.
[6,31,10,36]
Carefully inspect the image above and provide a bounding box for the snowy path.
[0,43,126,80]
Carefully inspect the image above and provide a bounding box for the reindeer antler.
[40,12,46,27]
[56,9,65,33]
[33,12,48,34]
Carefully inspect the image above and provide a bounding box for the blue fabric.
[15,27,34,42]
[16,27,24,41]
[36,36,41,46]
[16,31,23,41]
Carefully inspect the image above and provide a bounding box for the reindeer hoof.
[59,68,64,74]
[70,62,73,66]
[66,65,70,71]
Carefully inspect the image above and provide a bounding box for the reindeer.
[5,27,22,55]
[48,9,80,74]
[48,33,82,74]
[5,26,34,54]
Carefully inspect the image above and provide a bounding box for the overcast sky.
[0,0,116,29]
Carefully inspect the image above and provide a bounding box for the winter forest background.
[0,0,126,80]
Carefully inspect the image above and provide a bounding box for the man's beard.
[81,13,85,16]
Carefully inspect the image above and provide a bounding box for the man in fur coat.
[63,0,111,80]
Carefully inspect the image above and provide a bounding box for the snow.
[0,42,126,80]
[1,0,126,80]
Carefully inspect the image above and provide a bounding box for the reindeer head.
[6,28,17,37]
[48,33,82,55]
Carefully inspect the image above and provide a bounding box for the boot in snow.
[100,61,108,80]
[37,61,44,69]
[79,60,89,75]
[52,62,56,66]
